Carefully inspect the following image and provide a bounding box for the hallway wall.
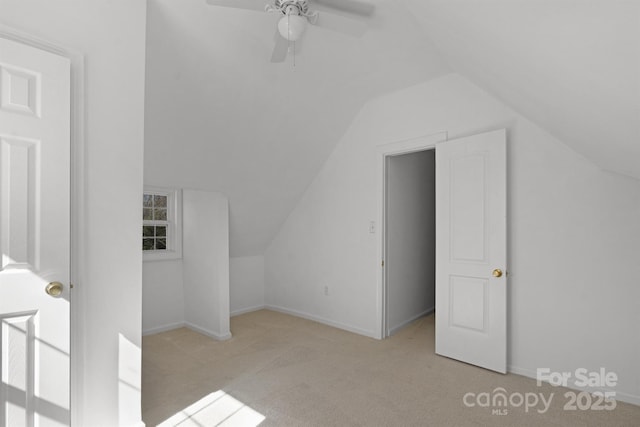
[386,150,436,335]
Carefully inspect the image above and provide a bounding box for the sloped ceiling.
[400,0,640,179]
[144,0,449,256]
[144,0,639,257]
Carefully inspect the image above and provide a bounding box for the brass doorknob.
[492,269,503,278]
[45,282,64,297]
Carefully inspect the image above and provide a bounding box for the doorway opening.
[375,132,446,339]
[377,129,508,373]
[384,149,436,337]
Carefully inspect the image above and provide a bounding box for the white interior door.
[435,129,507,373]
[0,37,71,426]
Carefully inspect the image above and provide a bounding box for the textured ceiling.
[144,0,639,257]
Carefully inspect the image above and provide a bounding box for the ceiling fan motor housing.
[275,0,310,16]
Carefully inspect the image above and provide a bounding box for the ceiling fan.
[205,0,375,63]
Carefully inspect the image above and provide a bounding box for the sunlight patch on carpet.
[158,390,265,426]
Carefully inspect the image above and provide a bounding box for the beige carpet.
[142,310,640,426]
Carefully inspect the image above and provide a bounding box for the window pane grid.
[143,192,171,252]
[141,225,168,251]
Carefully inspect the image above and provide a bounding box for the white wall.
[142,259,184,335]
[142,255,264,334]
[142,199,260,335]
[230,255,265,316]
[265,73,640,404]
[386,150,436,335]
[183,190,231,340]
[0,1,147,425]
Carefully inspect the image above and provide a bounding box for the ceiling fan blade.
[205,0,265,12]
[271,32,289,63]
[314,0,374,16]
[314,11,367,37]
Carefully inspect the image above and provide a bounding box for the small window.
[143,187,182,261]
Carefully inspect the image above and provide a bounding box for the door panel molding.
[0,136,40,271]
[435,129,507,373]
[0,25,86,426]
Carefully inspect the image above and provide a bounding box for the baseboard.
[388,306,434,336]
[508,365,640,407]
[142,321,185,336]
[265,304,377,338]
[185,321,232,341]
[231,304,266,317]
[613,390,640,407]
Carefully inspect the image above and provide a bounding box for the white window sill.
[143,250,182,262]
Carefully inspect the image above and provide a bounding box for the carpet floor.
[142,310,640,426]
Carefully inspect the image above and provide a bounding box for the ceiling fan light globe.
[278,15,306,41]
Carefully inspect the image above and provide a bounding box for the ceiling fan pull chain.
[289,13,294,67]
[285,13,296,68]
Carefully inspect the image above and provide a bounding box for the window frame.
[143,186,182,261]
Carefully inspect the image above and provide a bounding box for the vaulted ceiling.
[144,0,639,257]
[401,0,640,180]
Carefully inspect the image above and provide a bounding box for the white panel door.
[435,129,507,373]
[0,37,71,426]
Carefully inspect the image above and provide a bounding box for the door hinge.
[382,260,384,267]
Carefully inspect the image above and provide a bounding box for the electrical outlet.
[369,221,376,234]
[323,285,329,296]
